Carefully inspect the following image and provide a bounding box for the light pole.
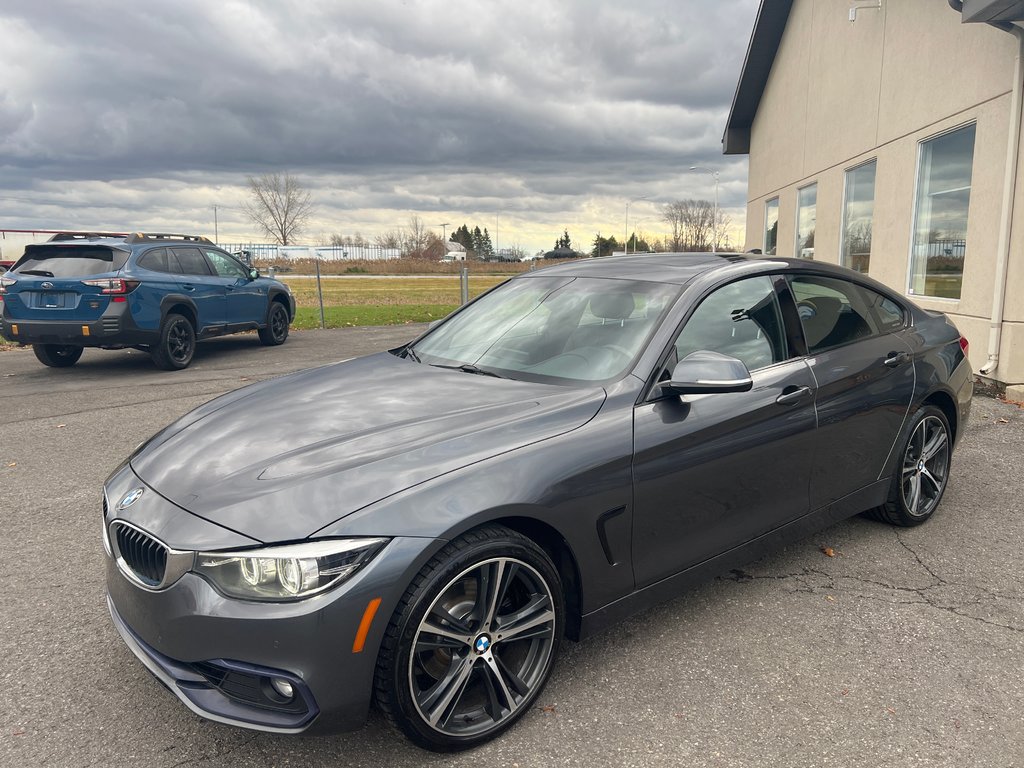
[689,166,720,253]
[630,219,645,254]
[625,196,648,255]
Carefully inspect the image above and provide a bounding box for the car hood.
[131,352,605,543]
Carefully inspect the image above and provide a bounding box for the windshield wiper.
[20,269,55,277]
[431,363,507,378]
[403,345,421,363]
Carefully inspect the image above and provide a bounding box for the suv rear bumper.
[0,305,158,348]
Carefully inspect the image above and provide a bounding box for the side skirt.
[578,479,890,639]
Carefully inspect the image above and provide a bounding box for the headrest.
[590,292,635,321]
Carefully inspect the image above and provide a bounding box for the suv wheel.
[33,344,83,368]
[152,313,196,370]
[258,301,290,346]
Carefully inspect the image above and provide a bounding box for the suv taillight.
[81,278,140,295]
[959,335,969,355]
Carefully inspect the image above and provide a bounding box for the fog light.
[269,677,294,700]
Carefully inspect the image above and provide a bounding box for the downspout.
[953,0,1024,375]
[980,25,1024,375]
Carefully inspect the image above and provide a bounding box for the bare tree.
[241,172,315,245]
[661,199,718,251]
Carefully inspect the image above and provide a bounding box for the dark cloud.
[0,0,758,251]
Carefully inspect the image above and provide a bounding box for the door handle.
[776,385,812,405]
[884,351,911,368]
[181,284,196,292]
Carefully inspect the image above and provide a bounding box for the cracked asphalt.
[1,328,1022,768]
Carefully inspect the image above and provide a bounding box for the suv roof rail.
[47,231,129,242]
[125,232,214,245]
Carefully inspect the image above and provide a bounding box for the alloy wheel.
[409,557,557,737]
[901,415,949,517]
[167,321,193,364]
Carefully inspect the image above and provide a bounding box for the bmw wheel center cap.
[474,635,492,654]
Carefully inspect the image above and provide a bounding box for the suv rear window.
[15,245,129,278]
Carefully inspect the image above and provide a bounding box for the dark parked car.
[0,232,295,369]
[103,253,972,750]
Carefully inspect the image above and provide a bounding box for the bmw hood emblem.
[119,488,145,509]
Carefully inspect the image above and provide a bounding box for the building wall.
[742,0,1023,384]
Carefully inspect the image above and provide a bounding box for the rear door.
[170,247,224,331]
[786,273,915,509]
[3,245,129,323]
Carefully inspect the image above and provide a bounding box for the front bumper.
[102,464,439,734]
[107,595,318,732]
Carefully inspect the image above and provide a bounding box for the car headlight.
[194,538,388,601]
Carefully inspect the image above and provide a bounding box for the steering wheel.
[797,300,817,320]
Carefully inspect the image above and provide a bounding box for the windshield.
[409,276,680,383]
[14,245,129,278]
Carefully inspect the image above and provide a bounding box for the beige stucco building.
[725,0,1024,391]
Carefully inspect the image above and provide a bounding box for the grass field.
[284,275,506,329]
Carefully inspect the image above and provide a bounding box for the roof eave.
[721,0,795,156]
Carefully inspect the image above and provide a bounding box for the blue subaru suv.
[0,232,295,370]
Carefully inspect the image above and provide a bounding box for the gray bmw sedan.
[103,253,973,750]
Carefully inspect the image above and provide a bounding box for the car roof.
[518,252,909,299]
[520,252,755,284]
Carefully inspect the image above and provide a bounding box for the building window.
[841,160,876,273]
[795,184,817,259]
[764,197,779,255]
[909,124,976,299]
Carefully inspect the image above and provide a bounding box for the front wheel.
[867,405,951,526]
[33,344,83,368]
[375,526,564,751]
[151,313,195,370]
[258,301,290,346]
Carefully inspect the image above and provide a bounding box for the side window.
[672,276,788,372]
[205,250,249,279]
[789,274,903,353]
[137,248,169,273]
[172,247,212,276]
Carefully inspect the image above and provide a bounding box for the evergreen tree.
[591,234,620,258]
[478,228,494,260]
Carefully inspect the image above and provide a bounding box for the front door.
[632,276,818,588]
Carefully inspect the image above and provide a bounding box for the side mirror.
[660,350,753,396]
[249,268,260,280]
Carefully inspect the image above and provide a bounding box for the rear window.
[15,245,129,278]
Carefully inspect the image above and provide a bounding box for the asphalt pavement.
[1,329,1022,768]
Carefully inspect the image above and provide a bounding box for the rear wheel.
[375,525,563,751]
[33,344,83,368]
[867,405,951,526]
[258,301,289,346]
[151,313,195,370]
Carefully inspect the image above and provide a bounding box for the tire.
[258,301,289,346]
[866,405,952,526]
[151,313,196,370]
[375,525,564,751]
[32,344,83,368]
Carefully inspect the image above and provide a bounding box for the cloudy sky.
[0,0,759,253]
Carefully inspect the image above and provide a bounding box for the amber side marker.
[82,326,90,336]
[10,324,17,335]
[352,597,383,653]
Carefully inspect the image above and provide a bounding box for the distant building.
[724,0,1024,390]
